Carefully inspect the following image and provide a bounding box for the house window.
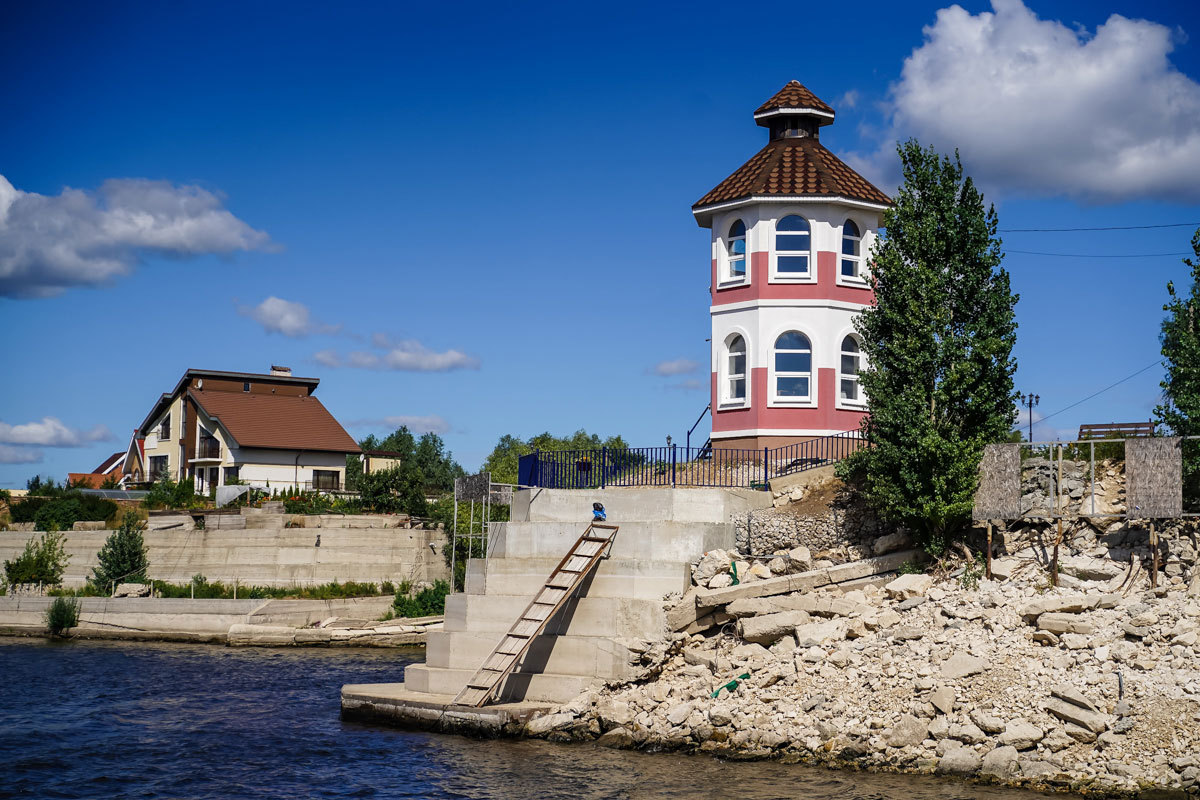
[243,382,251,392]
[725,220,747,282]
[150,455,169,479]
[224,465,240,484]
[841,220,862,279]
[312,470,340,491]
[724,335,747,404]
[159,414,171,440]
[840,335,862,403]
[774,331,812,400]
[775,215,811,276]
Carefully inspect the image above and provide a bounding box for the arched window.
[774,331,812,400]
[776,215,810,276]
[840,335,862,403]
[726,220,747,281]
[725,335,747,403]
[841,220,861,279]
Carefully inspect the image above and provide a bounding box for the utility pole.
[1017,392,1040,442]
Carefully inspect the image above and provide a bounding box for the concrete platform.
[402,663,595,702]
[340,683,553,735]
[426,629,638,678]
[491,520,730,562]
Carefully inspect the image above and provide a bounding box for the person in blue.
[592,502,606,522]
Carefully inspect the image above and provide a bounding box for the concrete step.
[425,630,640,679]
[511,486,770,524]
[402,663,596,704]
[465,556,688,599]
[491,520,731,562]
[443,592,664,637]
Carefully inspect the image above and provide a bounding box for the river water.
[0,639,1048,800]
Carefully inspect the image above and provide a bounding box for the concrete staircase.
[397,486,770,704]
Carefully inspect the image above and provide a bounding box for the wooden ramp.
[453,522,619,708]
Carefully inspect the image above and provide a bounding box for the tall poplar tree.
[1154,229,1200,495]
[841,140,1018,553]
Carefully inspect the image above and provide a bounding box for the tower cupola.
[754,80,835,140]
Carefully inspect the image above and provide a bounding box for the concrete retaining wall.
[0,526,449,588]
[0,595,396,641]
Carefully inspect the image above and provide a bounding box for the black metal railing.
[519,430,862,491]
[196,439,221,459]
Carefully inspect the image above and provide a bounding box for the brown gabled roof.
[693,136,891,211]
[188,390,360,453]
[93,452,125,474]
[754,80,835,119]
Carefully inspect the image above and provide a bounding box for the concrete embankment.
[0,512,449,588]
[0,595,440,646]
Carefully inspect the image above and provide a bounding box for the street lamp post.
[1017,392,1040,443]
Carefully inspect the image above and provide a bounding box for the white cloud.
[239,296,338,337]
[0,174,272,298]
[349,415,452,435]
[315,333,479,372]
[313,348,341,368]
[651,359,700,377]
[852,0,1200,202]
[838,89,860,109]
[0,444,42,464]
[0,417,111,447]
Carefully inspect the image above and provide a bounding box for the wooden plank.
[693,549,922,608]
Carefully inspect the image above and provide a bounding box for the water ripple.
[0,639,1048,800]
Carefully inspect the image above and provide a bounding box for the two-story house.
[132,366,360,493]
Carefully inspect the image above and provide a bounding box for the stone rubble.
[529,546,1200,797]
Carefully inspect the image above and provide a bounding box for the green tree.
[1154,228,1200,498]
[481,430,630,484]
[4,531,70,585]
[91,512,149,590]
[839,140,1018,554]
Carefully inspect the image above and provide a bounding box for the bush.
[144,477,198,510]
[4,531,70,585]
[391,580,449,618]
[90,512,149,591]
[12,494,116,527]
[45,595,80,635]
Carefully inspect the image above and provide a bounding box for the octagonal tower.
[692,80,892,450]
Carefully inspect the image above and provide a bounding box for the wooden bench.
[1077,421,1155,440]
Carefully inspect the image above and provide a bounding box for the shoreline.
[0,595,440,648]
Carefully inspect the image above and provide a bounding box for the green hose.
[730,561,739,585]
[711,672,751,699]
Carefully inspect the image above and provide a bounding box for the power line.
[1007,250,1191,258]
[1000,222,1200,233]
[1037,360,1163,425]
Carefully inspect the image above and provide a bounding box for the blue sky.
[2,0,1200,486]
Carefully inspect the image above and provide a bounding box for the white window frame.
[720,219,749,287]
[720,333,750,409]
[837,333,867,410]
[769,329,816,407]
[770,213,816,283]
[837,218,867,286]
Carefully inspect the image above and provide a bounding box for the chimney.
[270,365,292,376]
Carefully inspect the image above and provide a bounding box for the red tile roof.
[693,137,892,210]
[188,390,360,453]
[754,80,835,118]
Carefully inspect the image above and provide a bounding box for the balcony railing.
[195,439,221,459]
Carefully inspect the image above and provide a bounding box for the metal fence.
[520,430,862,491]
